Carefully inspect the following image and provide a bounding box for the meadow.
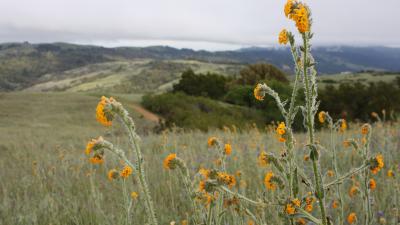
[0,92,399,225]
[1,1,400,225]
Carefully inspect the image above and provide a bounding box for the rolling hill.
[1,42,400,91]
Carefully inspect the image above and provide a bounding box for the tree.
[172,69,228,99]
[237,63,289,85]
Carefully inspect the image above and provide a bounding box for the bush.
[172,69,228,99]
[142,92,267,131]
[319,81,400,121]
[236,63,289,85]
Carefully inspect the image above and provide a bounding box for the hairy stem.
[302,33,327,225]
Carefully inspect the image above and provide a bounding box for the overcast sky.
[1,0,399,50]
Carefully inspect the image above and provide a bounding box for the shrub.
[236,63,289,85]
[319,81,400,121]
[172,69,228,99]
[142,92,266,131]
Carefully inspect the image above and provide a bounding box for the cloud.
[0,0,399,50]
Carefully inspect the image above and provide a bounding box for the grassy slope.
[317,72,400,88]
[0,92,398,224]
[24,59,243,93]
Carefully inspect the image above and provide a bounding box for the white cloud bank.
[0,0,399,50]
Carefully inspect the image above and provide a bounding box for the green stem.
[218,186,269,208]
[178,167,201,224]
[324,164,369,189]
[330,120,344,225]
[207,203,213,225]
[297,208,322,225]
[117,106,158,225]
[302,33,327,225]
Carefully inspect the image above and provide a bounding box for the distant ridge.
[0,42,400,91]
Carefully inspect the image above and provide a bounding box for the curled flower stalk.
[163,154,202,223]
[91,96,158,225]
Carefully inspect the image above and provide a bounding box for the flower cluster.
[284,0,310,33]
[264,172,277,191]
[368,178,376,190]
[253,84,265,101]
[278,29,289,45]
[96,96,116,126]
[217,172,236,188]
[224,144,232,156]
[108,169,119,180]
[285,198,301,215]
[370,154,384,174]
[120,165,133,179]
[347,212,357,224]
[163,153,178,170]
[304,195,315,212]
[258,151,270,166]
[276,122,287,142]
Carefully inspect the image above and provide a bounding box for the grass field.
[24,59,243,94]
[317,72,400,88]
[0,92,399,225]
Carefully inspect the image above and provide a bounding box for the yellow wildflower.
[199,168,210,179]
[305,197,314,212]
[199,180,206,192]
[332,200,339,209]
[108,169,119,181]
[340,119,347,132]
[207,137,218,147]
[163,153,177,170]
[96,96,113,126]
[131,191,138,200]
[349,186,358,197]
[296,218,306,225]
[264,172,276,191]
[254,84,265,101]
[258,151,269,166]
[276,122,286,135]
[217,172,236,188]
[89,155,104,164]
[369,178,376,191]
[387,169,395,178]
[85,136,103,155]
[224,144,232,155]
[284,0,294,17]
[247,220,255,225]
[292,198,300,207]
[361,124,370,135]
[318,111,326,123]
[279,29,289,45]
[85,139,95,155]
[347,212,357,224]
[120,165,133,178]
[370,154,384,174]
[285,202,297,215]
[343,140,351,148]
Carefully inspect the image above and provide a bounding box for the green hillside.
[1,42,400,91]
[23,59,243,93]
[317,71,400,88]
